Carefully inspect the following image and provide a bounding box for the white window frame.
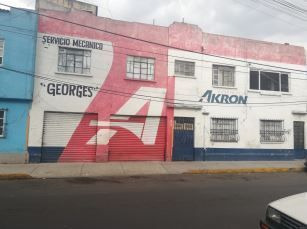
[0,110,6,138]
[0,40,4,66]
[210,117,239,142]
[260,119,286,143]
[174,59,195,77]
[249,69,290,93]
[212,65,236,88]
[57,47,91,75]
[126,55,155,81]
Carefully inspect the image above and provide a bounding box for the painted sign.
[42,35,103,50]
[201,90,248,104]
[41,82,95,98]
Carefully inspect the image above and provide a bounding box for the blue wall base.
[194,148,306,161]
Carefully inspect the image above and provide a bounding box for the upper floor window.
[210,118,238,142]
[126,56,155,81]
[0,110,5,137]
[174,60,195,77]
[260,120,285,143]
[58,47,91,75]
[0,40,4,65]
[212,65,235,87]
[250,70,289,92]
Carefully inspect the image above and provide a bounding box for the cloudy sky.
[1,0,307,48]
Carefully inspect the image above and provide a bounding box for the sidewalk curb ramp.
[0,174,33,180]
[184,167,305,175]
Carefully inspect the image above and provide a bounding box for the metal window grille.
[174,60,195,77]
[0,40,4,65]
[260,120,285,143]
[126,56,155,80]
[58,47,91,74]
[212,65,235,87]
[210,118,238,142]
[0,110,5,137]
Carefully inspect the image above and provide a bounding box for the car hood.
[269,192,307,225]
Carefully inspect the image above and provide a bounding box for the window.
[250,70,289,92]
[126,56,155,81]
[210,118,238,142]
[58,47,91,74]
[0,110,5,137]
[212,65,235,87]
[174,60,195,77]
[260,120,285,143]
[0,40,4,65]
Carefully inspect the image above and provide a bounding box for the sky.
[1,0,307,48]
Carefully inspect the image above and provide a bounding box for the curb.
[184,167,305,175]
[0,173,33,180]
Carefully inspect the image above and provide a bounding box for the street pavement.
[0,172,307,229]
[0,160,305,178]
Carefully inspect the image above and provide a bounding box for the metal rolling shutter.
[109,116,166,161]
[42,112,97,162]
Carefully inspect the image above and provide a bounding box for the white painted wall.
[28,33,113,147]
[169,49,307,149]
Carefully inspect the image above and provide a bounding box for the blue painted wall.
[193,148,306,161]
[0,7,37,161]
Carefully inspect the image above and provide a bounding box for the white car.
[260,192,307,229]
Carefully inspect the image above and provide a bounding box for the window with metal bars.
[58,47,91,75]
[126,56,155,81]
[174,60,195,77]
[0,40,4,65]
[212,65,235,87]
[260,120,285,143]
[210,118,238,142]
[0,110,6,137]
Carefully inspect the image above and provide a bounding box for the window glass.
[175,60,195,77]
[212,65,235,87]
[0,40,4,65]
[260,71,280,91]
[0,110,5,137]
[281,74,289,92]
[250,71,259,90]
[58,47,91,74]
[250,70,289,92]
[126,56,155,81]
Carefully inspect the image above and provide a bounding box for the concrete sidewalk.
[0,160,305,179]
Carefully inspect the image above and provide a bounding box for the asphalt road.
[0,172,307,229]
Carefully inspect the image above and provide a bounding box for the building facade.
[0,7,37,163]
[169,23,307,161]
[28,8,174,162]
[27,6,307,163]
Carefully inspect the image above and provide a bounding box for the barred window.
[260,120,285,143]
[58,47,91,75]
[126,56,155,81]
[0,110,6,137]
[175,60,195,77]
[0,40,4,65]
[210,118,238,142]
[212,65,235,87]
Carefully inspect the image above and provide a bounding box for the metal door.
[109,116,166,161]
[293,121,305,159]
[172,117,194,161]
[42,112,97,162]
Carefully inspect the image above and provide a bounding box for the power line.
[0,2,306,74]
[1,65,307,107]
